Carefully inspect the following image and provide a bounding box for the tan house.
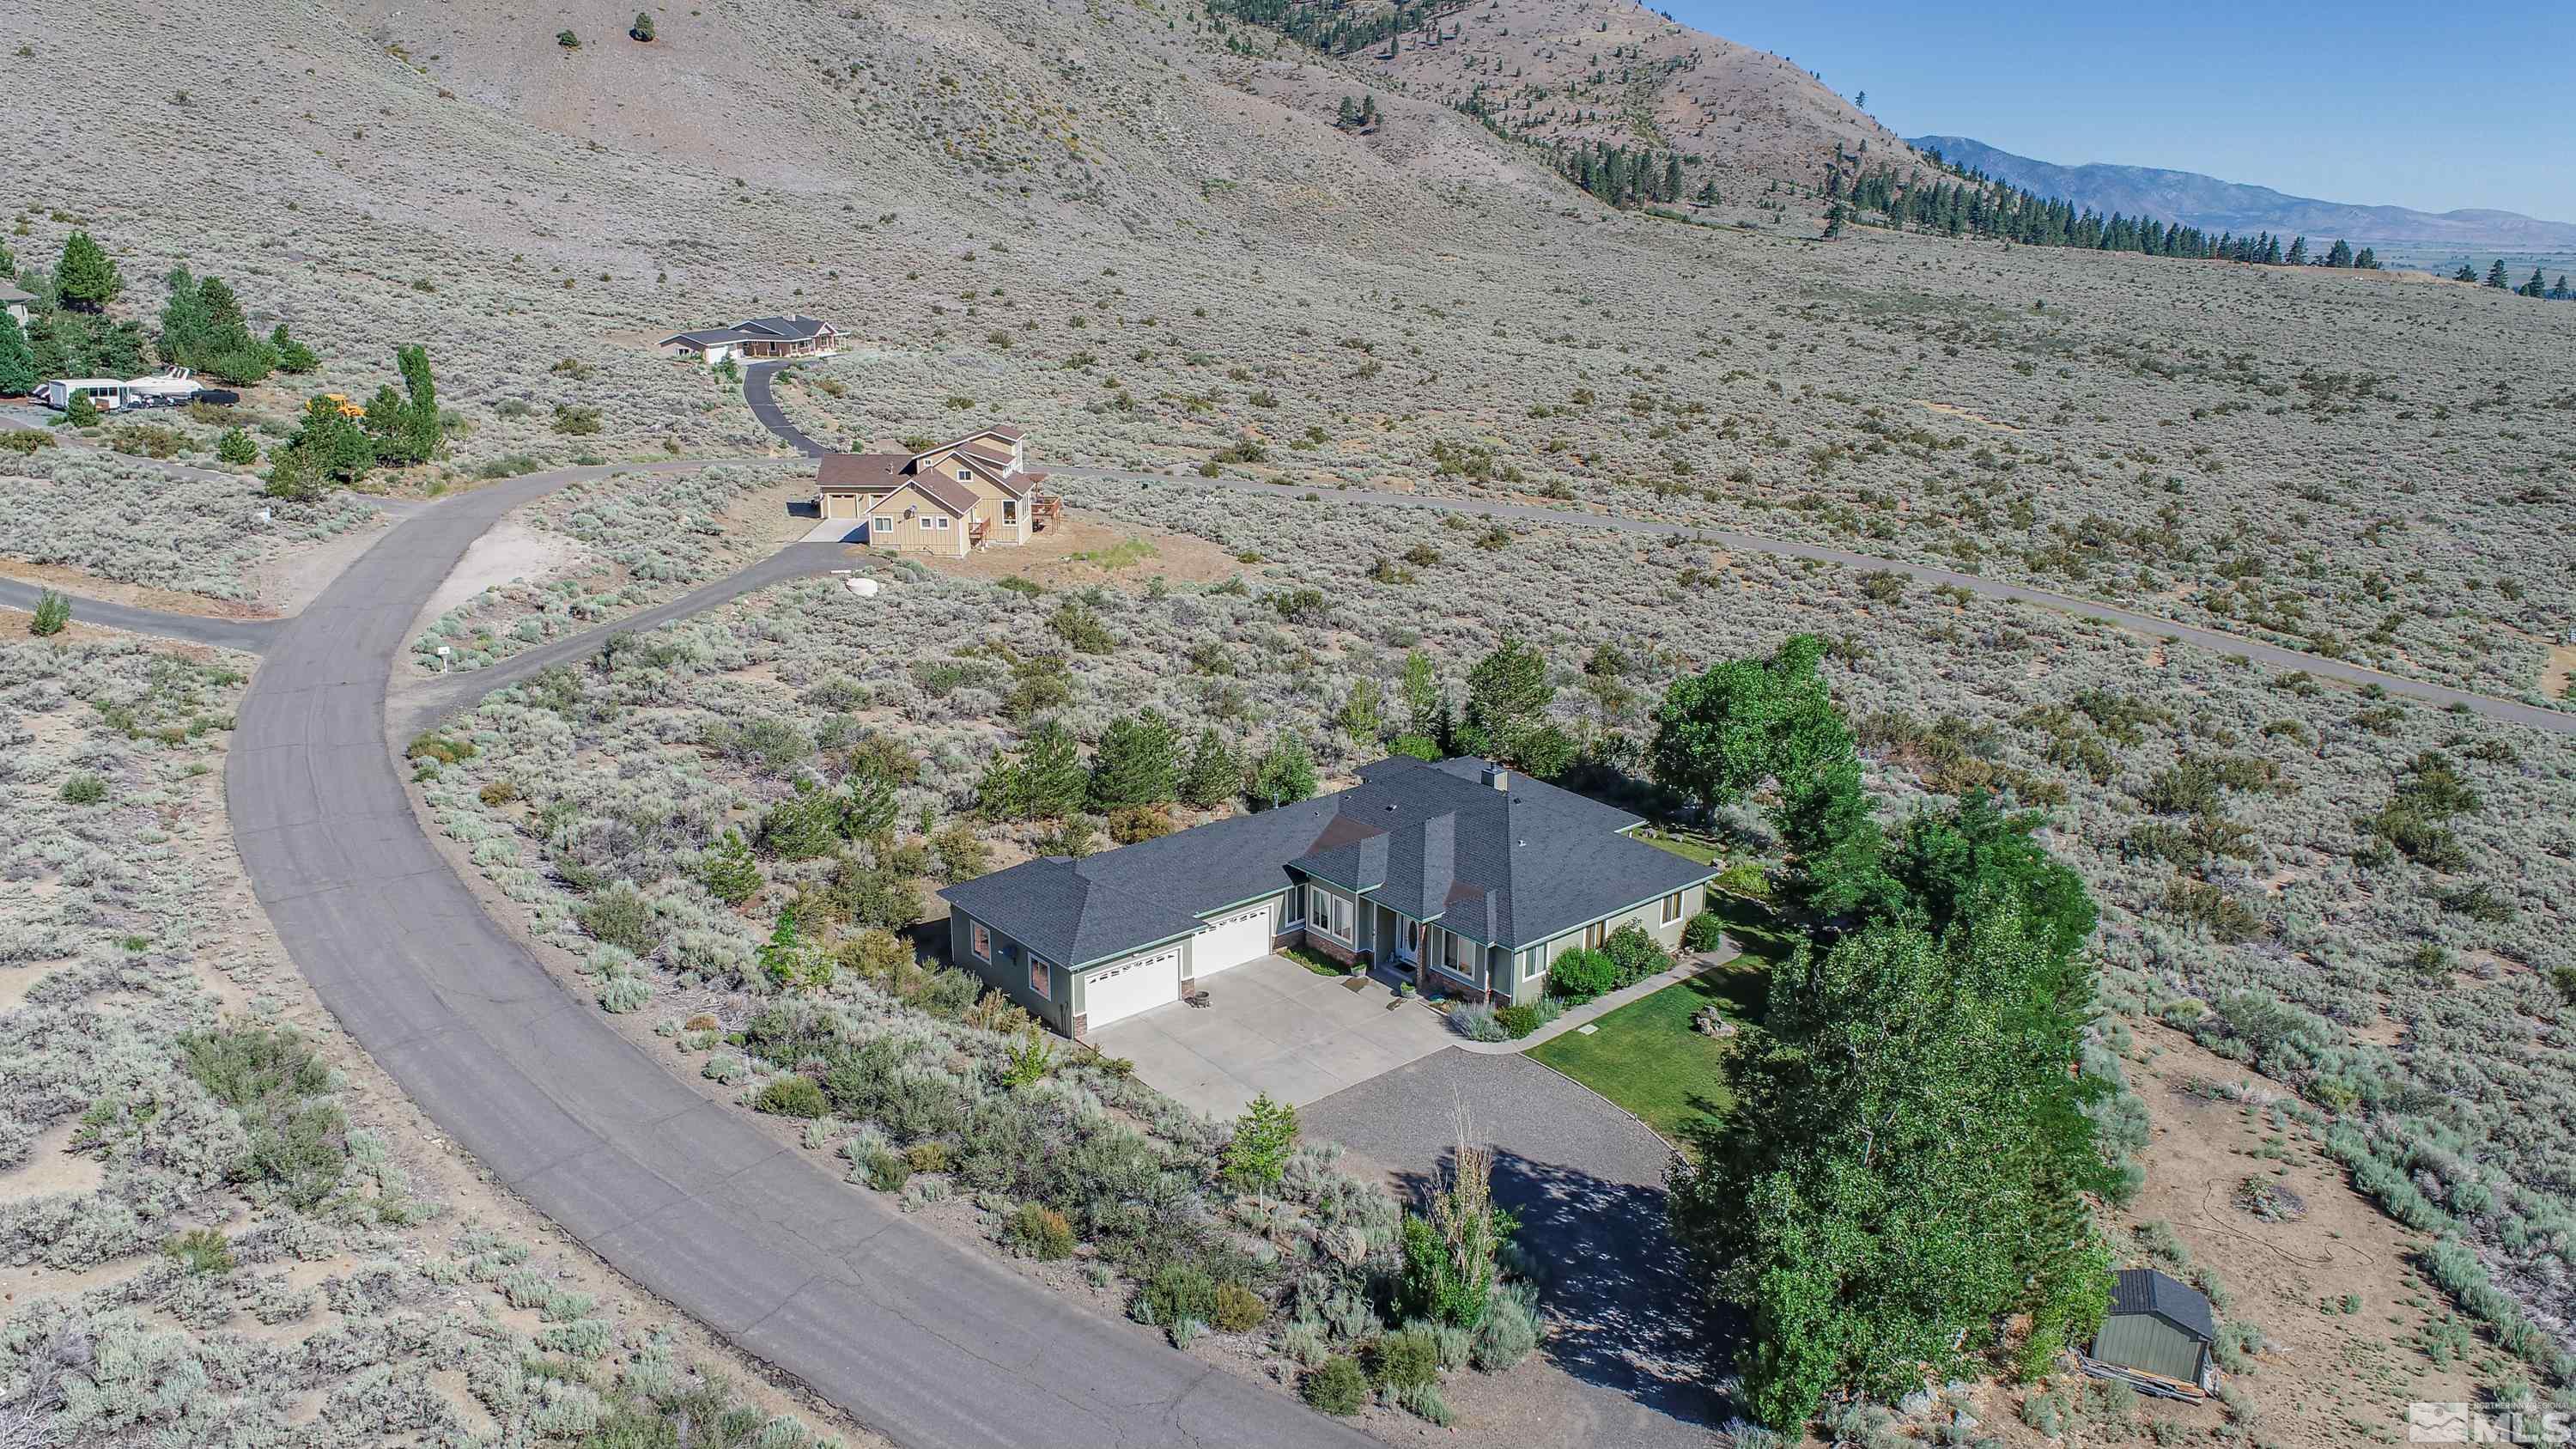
[817,425,1056,552]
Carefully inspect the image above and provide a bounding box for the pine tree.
[700,829,763,905]
[270,324,319,374]
[54,231,122,312]
[287,396,376,484]
[1179,728,1239,809]
[2354,247,2379,270]
[2285,234,2308,265]
[0,311,34,399]
[2486,259,2510,288]
[1087,709,1178,810]
[2524,267,2549,297]
[1254,734,1316,807]
[1335,95,1360,129]
[2454,263,2480,283]
[2324,239,2354,268]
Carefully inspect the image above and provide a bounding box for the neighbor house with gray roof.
[659,314,841,365]
[938,755,1716,1038]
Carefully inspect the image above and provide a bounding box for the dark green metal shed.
[2090,1269,2216,1390]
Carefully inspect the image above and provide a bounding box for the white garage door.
[1083,946,1181,1029]
[1193,903,1273,978]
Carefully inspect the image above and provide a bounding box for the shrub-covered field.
[407,461,802,673]
[0,640,846,1446]
[416,470,2576,1422]
[0,450,377,604]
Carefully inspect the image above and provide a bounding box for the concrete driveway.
[1089,954,1458,1117]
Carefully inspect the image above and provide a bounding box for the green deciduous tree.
[1669,903,2112,1430]
[54,231,122,311]
[283,395,375,484]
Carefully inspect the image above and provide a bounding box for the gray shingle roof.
[939,756,1715,970]
[2109,1269,2215,1342]
[738,315,832,340]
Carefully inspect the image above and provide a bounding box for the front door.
[1394,918,1419,965]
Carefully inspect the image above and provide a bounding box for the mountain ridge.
[1908,135,2576,251]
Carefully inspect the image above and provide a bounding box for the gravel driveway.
[1303,1049,1728,1449]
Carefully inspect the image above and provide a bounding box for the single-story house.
[660,314,841,365]
[817,424,1052,552]
[2089,1268,2218,1392]
[0,282,30,327]
[939,755,1716,1038]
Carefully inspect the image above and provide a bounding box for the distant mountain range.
[1906,136,2576,253]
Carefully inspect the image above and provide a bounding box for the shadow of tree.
[1392,1148,1741,1435]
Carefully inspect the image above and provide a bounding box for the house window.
[1334,893,1352,941]
[1662,892,1684,924]
[874,515,895,531]
[1584,921,1607,951]
[934,516,951,530]
[1284,887,1305,928]
[971,922,990,962]
[1521,947,1543,981]
[1029,956,1051,1000]
[1002,501,1018,523]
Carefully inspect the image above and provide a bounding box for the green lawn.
[1529,966,1762,1146]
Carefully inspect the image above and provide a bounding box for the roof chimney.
[1483,764,1510,790]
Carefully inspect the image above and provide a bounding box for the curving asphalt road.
[1046,468,2576,737]
[0,576,282,653]
[228,458,1376,1449]
[392,540,852,736]
[744,361,831,458]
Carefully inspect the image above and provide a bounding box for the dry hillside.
[4,0,2575,1440]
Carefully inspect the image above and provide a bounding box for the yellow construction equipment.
[316,392,366,418]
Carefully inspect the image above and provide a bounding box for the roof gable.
[817,452,908,490]
[873,477,973,517]
[2108,1269,2215,1342]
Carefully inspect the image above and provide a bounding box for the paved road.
[744,362,830,458]
[1042,467,2576,736]
[0,576,282,653]
[227,458,1373,1449]
[393,541,851,736]
[1304,1050,1724,1449]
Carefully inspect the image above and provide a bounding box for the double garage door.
[1080,900,1275,1030]
[1194,904,1272,978]
[1083,946,1181,1030]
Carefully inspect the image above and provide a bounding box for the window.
[1662,892,1684,924]
[1584,921,1607,951]
[1029,956,1051,999]
[1521,947,1543,982]
[971,922,991,962]
[1334,893,1352,940]
[1285,886,1305,928]
[934,516,951,530]
[1002,501,1018,522]
[874,514,895,532]
[919,515,933,530]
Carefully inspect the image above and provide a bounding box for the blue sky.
[1678,2,2576,221]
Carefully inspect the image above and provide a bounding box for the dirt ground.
[901,508,1244,590]
[0,557,285,619]
[420,513,586,619]
[1976,1023,2488,1449]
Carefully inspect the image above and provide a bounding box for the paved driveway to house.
[1089,955,1459,1117]
[1304,1050,1726,1449]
